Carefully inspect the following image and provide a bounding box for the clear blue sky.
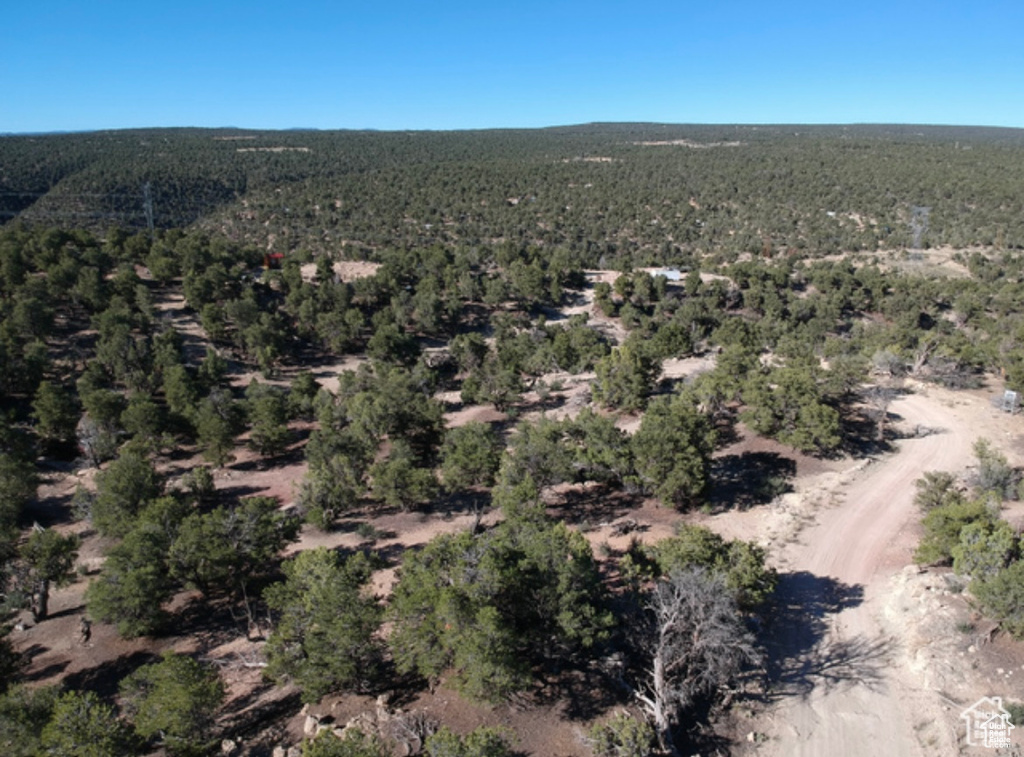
[3,0,1023,132]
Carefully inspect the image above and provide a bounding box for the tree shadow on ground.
[216,680,279,722]
[23,658,70,682]
[840,406,895,458]
[531,662,627,722]
[219,689,304,745]
[709,451,796,511]
[62,650,159,699]
[22,489,77,528]
[172,597,256,653]
[424,489,492,521]
[548,485,643,527]
[345,540,407,570]
[759,571,890,701]
[511,389,570,416]
[671,696,736,757]
[214,484,269,502]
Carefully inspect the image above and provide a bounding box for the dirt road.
[759,389,975,756]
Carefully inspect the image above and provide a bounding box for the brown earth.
[12,270,1024,755]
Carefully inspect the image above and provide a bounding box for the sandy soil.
[737,383,1024,756]
[299,260,381,284]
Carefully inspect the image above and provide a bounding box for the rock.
[304,714,320,737]
[287,748,302,757]
[968,645,977,654]
[221,739,238,755]
[271,748,287,757]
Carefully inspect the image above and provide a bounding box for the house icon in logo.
[961,696,1015,749]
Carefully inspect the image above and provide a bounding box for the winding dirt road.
[760,389,975,756]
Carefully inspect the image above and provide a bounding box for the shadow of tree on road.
[759,570,891,701]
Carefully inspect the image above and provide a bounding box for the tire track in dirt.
[761,390,972,756]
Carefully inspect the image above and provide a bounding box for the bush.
[588,712,655,757]
[302,729,389,757]
[952,520,1018,580]
[914,498,993,566]
[1005,701,1024,728]
[971,438,1019,500]
[0,685,58,757]
[40,690,133,757]
[629,525,778,610]
[913,471,961,511]
[425,726,516,757]
[972,561,1024,638]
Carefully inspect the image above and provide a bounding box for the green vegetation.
[301,729,390,757]
[588,712,656,757]
[39,690,133,757]
[914,440,1024,640]
[6,125,1024,260]
[631,396,716,507]
[264,548,383,701]
[120,653,225,757]
[388,509,613,701]
[5,123,1024,754]
[626,524,778,610]
[424,726,516,757]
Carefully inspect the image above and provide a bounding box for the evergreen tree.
[39,690,133,757]
[389,512,612,702]
[245,380,291,458]
[21,528,80,621]
[32,380,78,447]
[120,653,225,757]
[632,396,715,508]
[91,445,161,537]
[439,422,502,493]
[264,549,383,701]
[592,341,660,413]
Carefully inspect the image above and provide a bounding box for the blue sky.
[3,1,1023,132]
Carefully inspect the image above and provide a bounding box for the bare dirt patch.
[734,382,1024,756]
[299,260,382,284]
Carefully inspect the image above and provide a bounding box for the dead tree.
[635,567,759,756]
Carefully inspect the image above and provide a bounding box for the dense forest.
[2,124,1024,756]
[5,124,1024,263]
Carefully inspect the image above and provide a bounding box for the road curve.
[765,390,973,757]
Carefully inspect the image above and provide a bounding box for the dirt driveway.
[751,388,1004,756]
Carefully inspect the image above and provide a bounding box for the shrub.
[588,712,655,757]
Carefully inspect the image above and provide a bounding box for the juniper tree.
[264,548,383,701]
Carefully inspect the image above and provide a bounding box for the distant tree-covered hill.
[3,123,1024,267]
